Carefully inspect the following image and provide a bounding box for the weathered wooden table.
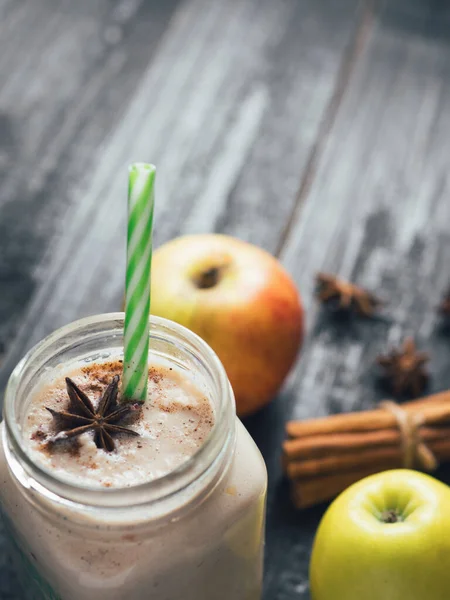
[2,0,450,597]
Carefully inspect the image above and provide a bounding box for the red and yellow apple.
[310,469,450,600]
[150,234,303,416]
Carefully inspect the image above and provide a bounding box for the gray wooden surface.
[2,0,450,598]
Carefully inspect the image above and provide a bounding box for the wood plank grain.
[0,0,180,367]
[184,0,365,248]
[283,2,450,418]
[0,0,361,393]
[251,2,450,598]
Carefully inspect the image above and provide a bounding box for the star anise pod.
[316,273,381,317]
[46,375,142,452]
[377,337,429,398]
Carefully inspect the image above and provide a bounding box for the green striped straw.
[123,163,155,401]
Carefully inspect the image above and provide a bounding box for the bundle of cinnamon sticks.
[283,390,450,509]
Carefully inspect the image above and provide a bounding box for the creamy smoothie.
[24,361,215,489]
[0,315,267,600]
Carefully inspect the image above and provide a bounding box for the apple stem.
[195,266,223,289]
[380,509,404,524]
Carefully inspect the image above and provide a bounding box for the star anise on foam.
[377,337,429,398]
[46,375,142,452]
[316,273,382,317]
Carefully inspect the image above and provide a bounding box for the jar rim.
[3,313,235,512]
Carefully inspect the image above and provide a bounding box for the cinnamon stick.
[285,437,450,479]
[291,438,450,509]
[291,466,383,509]
[283,426,450,460]
[286,391,450,439]
[285,389,450,510]
[286,446,401,479]
[287,410,390,438]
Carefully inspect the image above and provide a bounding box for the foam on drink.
[23,360,215,489]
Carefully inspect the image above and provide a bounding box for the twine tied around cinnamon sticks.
[284,390,450,509]
[379,400,437,472]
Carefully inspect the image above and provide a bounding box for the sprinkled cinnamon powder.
[23,360,215,489]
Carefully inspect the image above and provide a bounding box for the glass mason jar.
[0,314,267,600]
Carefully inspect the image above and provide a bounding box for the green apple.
[150,234,303,416]
[310,469,450,599]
